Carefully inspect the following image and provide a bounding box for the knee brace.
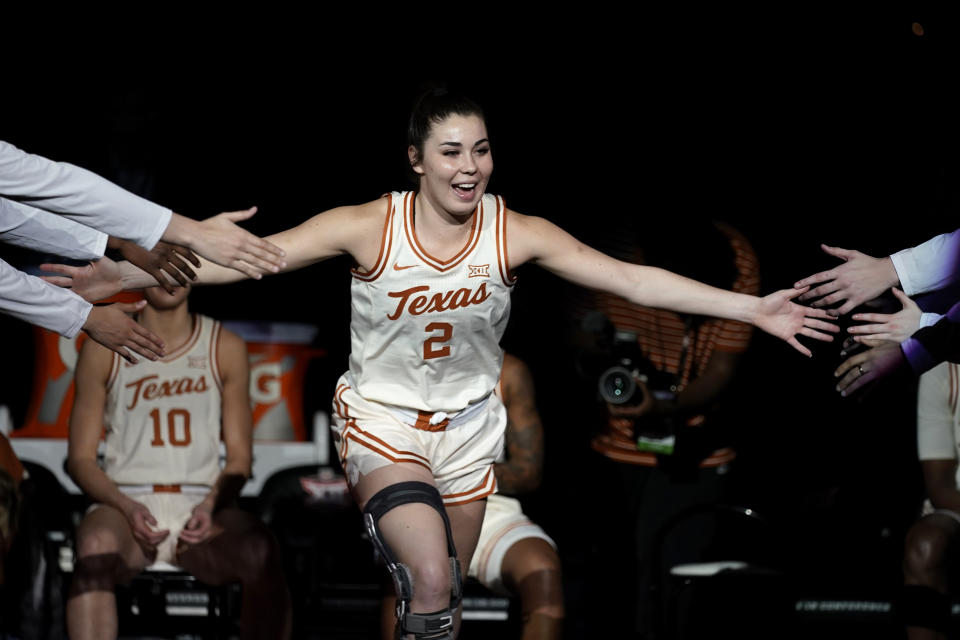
[364,481,461,639]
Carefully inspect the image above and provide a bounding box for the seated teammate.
[382,353,563,639]
[65,284,291,640]
[902,361,960,639]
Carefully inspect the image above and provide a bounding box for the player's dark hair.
[407,85,485,168]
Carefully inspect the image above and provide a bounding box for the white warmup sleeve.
[0,257,91,338]
[0,140,171,250]
[920,312,945,330]
[0,197,107,260]
[917,362,958,461]
[890,229,960,296]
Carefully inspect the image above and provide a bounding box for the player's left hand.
[179,503,216,545]
[834,338,906,396]
[847,288,921,344]
[753,288,840,357]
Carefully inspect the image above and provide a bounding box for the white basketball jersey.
[348,191,515,412]
[103,314,223,485]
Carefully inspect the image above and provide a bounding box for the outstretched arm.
[509,213,838,356]
[0,140,285,276]
[41,199,390,296]
[0,257,163,361]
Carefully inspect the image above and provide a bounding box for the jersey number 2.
[149,408,192,447]
[423,322,453,360]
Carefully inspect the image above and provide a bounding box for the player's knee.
[75,526,123,560]
[409,559,453,607]
[904,521,951,578]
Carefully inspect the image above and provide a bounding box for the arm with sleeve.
[903,300,960,375]
[891,229,960,329]
[0,257,90,337]
[0,197,106,260]
[0,140,169,250]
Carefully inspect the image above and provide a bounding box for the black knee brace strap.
[363,481,461,639]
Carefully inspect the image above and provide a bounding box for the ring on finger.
[858,365,865,376]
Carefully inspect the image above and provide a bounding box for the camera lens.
[599,366,639,405]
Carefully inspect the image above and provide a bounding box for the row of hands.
[795,244,918,397]
[43,208,285,364]
[619,243,918,413]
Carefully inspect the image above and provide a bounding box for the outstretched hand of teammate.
[166,208,287,280]
[179,502,216,545]
[110,237,200,294]
[40,256,124,303]
[793,245,900,316]
[847,288,922,344]
[752,287,840,357]
[82,301,165,363]
[125,502,170,549]
[834,338,906,397]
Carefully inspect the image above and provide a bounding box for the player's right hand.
[191,208,287,279]
[126,502,170,548]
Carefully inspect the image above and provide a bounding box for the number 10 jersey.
[348,191,515,413]
[102,314,223,486]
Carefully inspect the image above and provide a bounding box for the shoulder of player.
[311,197,391,232]
[505,209,568,238]
[214,326,249,376]
[76,336,116,379]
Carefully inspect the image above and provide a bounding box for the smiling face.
[408,113,492,217]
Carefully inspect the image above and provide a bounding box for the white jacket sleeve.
[890,229,960,296]
[0,197,107,260]
[0,257,91,338]
[0,140,170,250]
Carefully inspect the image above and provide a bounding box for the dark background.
[2,9,959,634]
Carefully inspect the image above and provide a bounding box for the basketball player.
[65,284,291,640]
[381,353,563,639]
[47,88,837,639]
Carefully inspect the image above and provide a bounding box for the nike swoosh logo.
[393,263,417,271]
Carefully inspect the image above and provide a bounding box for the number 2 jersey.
[102,314,223,486]
[348,191,515,413]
